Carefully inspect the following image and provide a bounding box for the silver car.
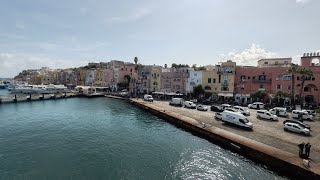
[284,122,311,136]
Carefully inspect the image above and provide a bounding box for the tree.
[274,91,290,106]
[124,75,131,83]
[193,85,205,99]
[298,68,313,105]
[288,65,298,105]
[250,91,268,103]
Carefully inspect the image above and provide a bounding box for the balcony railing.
[221,82,228,87]
[252,79,272,83]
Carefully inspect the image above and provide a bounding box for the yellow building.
[79,68,86,86]
[217,60,236,98]
[202,69,220,94]
[150,66,162,92]
[94,68,104,87]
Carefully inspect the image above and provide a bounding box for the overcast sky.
[0,0,319,78]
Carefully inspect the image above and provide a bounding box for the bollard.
[27,94,31,101]
[14,94,17,102]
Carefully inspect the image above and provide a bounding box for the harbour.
[128,99,320,179]
[0,97,289,179]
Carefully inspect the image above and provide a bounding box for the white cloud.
[0,53,89,78]
[105,7,152,23]
[296,0,310,4]
[220,44,276,66]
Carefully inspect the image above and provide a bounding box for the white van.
[248,102,264,109]
[269,107,288,117]
[292,110,313,120]
[169,98,184,106]
[184,101,196,109]
[143,94,154,102]
[256,110,278,121]
[221,111,253,129]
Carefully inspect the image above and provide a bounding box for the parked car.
[283,119,311,130]
[201,99,212,105]
[233,106,250,116]
[224,108,242,114]
[215,112,223,120]
[169,98,184,106]
[184,101,196,109]
[292,110,314,121]
[220,104,232,110]
[302,109,316,116]
[143,94,154,102]
[211,105,223,112]
[221,111,253,129]
[269,107,288,117]
[283,122,311,136]
[256,110,278,121]
[196,105,208,111]
[248,102,264,109]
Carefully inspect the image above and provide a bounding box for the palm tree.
[298,68,313,106]
[288,65,298,106]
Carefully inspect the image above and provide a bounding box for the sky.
[0,0,320,78]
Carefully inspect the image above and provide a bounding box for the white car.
[233,106,250,116]
[220,104,232,110]
[256,110,278,121]
[215,112,223,120]
[284,122,311,136]
[269,107,288,117]
[248,102,264,109]
[292,110,313,120]
[196,105,208,111]
[224,108,242,114]
[184,101,196,109]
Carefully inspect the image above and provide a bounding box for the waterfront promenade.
[129,99,320,179]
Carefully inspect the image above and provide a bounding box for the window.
[297,76,300,80]
[275,61,278,65]
[213,78,216,83]
[208,78,212,83]
[247,76,250,79]
[259,84,264,89]
[277,84,281,90]
[288,85,291,90]
[240,76,246,81]
[253,76,255,80]
[264,62,268,64]
[312,77,315,81]
[194,73,197,76]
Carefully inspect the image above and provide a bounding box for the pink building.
[235,53,320,105]
[160,67,189,93]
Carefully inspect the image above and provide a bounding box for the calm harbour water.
[0,97,288,180]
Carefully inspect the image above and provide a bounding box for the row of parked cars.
[161,96,314,136]
[213,102,315,136]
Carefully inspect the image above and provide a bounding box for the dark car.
[201,100,212,105]
[210,105,223,112]
[283,119,311,130]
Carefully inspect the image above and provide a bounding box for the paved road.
[143,100,320,163]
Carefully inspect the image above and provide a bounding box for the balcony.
[252,79,272,83]
[221,82,228,87]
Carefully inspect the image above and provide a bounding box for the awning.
[218,93,233,97]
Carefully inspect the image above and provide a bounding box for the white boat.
[8,84,69,94]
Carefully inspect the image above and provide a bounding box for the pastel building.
[202,68,220,94]
[235,53,320,105]
[216,60,236,98]
[160,67,190,93]
[186,69,202,93]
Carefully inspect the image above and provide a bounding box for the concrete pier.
[129,99,320,179]
[0,93,77,104]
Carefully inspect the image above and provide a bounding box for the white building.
[85,69,95,86]
[186,70,203,93]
